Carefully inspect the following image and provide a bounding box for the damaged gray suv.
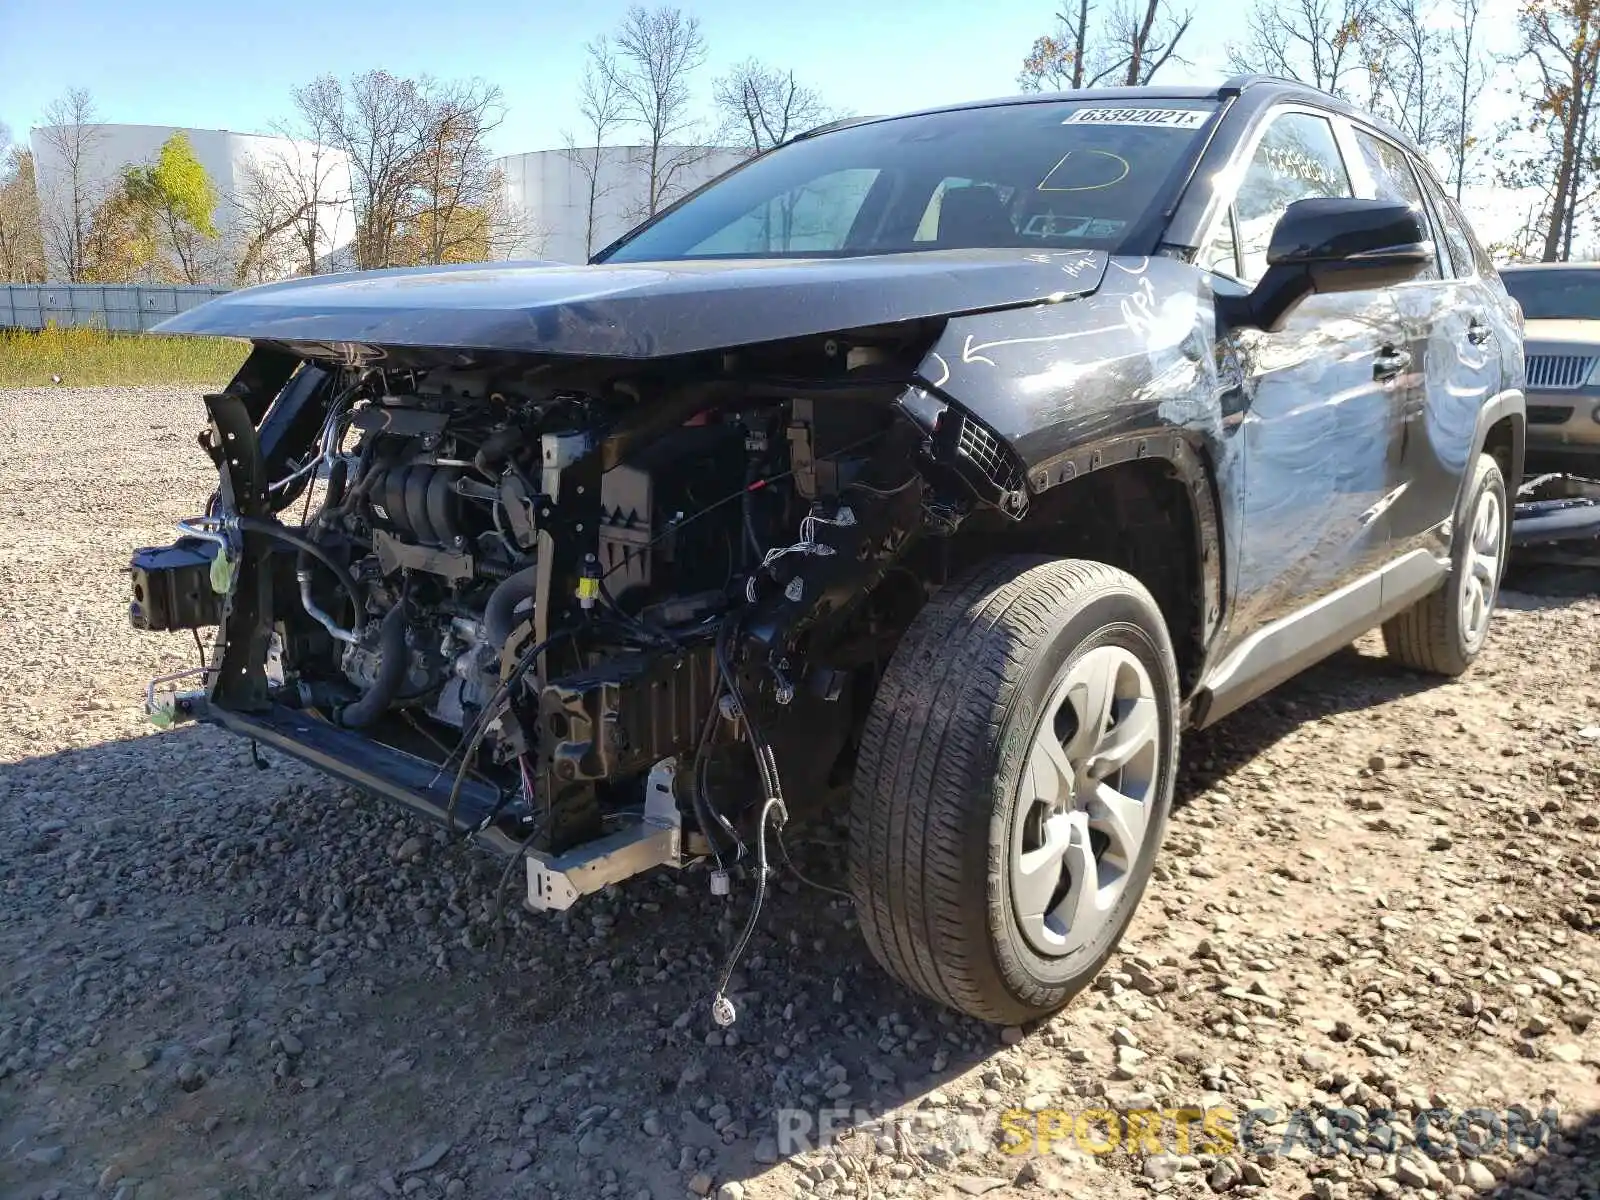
[131,76,1524,1026]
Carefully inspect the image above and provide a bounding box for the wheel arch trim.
[1022,430,1227,681]
[1467,388,1526,511]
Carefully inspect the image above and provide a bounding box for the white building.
[28,123,355,282]
[494,145,747,264]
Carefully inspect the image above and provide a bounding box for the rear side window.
[1435,200,1476,277]
[1354,130,1442,281]
[1445,196,1498,278]
[1232,112,1354,282]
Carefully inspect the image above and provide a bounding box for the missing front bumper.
[149,698,698,911]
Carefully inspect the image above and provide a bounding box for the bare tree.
[1444,0,1489,198]
[1227,0,1374,98]
[1019,0,1193,91]
[713,59,830,156]
[1117,0,1194,84]
[299,71,429,270]
[1364,0,1449,155]
[277,78,354,273]
[1020,0,1097,89]
[604,5,710,218]
[410,78,508,265]
[230,156,313,284]
[0,127,46,284]
[34,88,103,281]
[295,70,515,270]
[562,40,629,260]
[1509,0,1600,261]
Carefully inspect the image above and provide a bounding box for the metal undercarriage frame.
[1512,473,1600,566]
[147,691,694,909]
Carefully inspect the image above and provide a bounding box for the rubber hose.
[235,517,366,636]
[337,601,409,728]
[483,563,540,651]
[295,456,351,611]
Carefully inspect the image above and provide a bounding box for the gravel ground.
[2,384,1599,1200]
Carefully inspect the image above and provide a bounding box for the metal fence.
[0,284,233,333]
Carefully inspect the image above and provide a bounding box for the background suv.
[1501,262,1600,473]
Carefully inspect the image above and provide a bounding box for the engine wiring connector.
[576,560,601,610]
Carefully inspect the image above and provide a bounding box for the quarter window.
[1441,195,1495,278]
[1230,112,1354,283]
[1354,130,1442,281]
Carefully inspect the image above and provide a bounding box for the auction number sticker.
[1063,107,1208,129]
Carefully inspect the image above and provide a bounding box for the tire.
[1383,453,1508,676]
[848,556,1179,1025]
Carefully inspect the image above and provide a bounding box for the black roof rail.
[1221,72,1307,92]
[789,115,885,143]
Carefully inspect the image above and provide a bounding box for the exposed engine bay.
[129,329,1031,1018]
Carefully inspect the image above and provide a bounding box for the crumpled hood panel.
[152,251,1109,358]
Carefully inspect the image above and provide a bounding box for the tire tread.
[849,555,1167,1023]
[1383,453,1504,677]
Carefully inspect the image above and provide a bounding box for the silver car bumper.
[1525,389,1600,451]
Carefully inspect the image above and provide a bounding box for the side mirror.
[1219,197,1431,333]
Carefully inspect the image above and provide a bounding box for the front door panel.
[1226,288,1405,636]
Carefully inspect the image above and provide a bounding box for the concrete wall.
[495,145,747,264]
[28,123,355,282]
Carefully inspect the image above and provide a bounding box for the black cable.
[235,516,366,636]
[599,427,892,585]
[706,614,795,1026]
[399,711,501,794]
[490,813,547,957]
[442,629,574,836]
[774,827,855,902]
[689,678,747,866]
[597,577,678,648]
[712,794,785,1027]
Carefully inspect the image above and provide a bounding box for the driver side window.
[1211,111,1355,284]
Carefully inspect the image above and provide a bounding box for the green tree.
[123,132,220,282]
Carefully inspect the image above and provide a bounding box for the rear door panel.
[1395,158,1506,557]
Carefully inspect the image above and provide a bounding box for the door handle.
[1374,346,1412,380]
[1467,319,1492,346]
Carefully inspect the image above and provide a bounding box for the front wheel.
[848,556,1179,1025]
[1383,453,1508,676]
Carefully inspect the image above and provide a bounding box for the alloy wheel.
[1008,645,1161,957]
[1462,487,1504,647]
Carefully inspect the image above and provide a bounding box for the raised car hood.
[153,251,1109,359]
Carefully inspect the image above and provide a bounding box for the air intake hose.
[337,601,409,728]
[483,563,540,652]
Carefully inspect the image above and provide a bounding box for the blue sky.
[0,0,1245,155]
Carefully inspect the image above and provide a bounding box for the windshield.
[597,99,1218,263]
[1501,269,1600,320]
